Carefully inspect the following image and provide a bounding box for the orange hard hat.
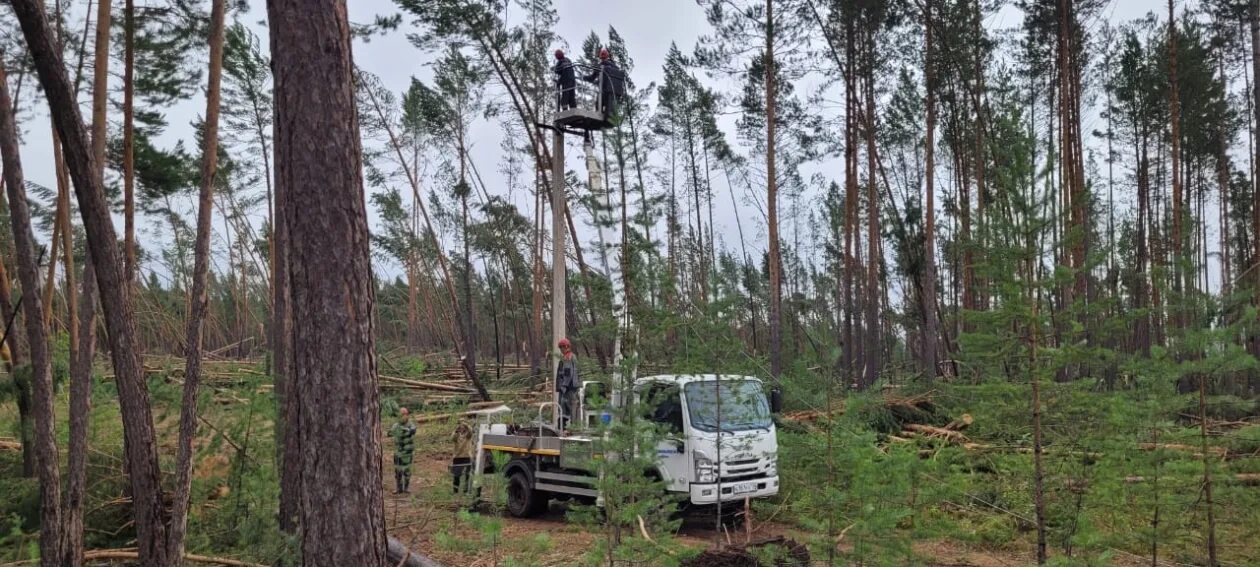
[558,337,571,349]
[599,48,610,60]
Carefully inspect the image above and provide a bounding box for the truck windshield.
[684,380,771,433]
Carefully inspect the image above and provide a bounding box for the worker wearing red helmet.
[556,337,579,429]
[553,49,576,110]
[583,47,626,121]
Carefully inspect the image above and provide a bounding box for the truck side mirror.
[770,388,783,414]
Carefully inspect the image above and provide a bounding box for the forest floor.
[2,355,1259,566]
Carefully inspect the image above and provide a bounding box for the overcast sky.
[9,0,1177,289]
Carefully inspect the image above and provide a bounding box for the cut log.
[0,438,20,451]
[944,413,973,431]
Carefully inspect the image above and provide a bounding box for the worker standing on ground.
[554,49,576,110]
[450,417,474,494]
[391,407,417,494]
[556,338,579,429]
[584,48,625,121]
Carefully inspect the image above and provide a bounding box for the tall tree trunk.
[922,0,939,380]
[1217,59,1231,298]
[169,0,225,558]
[843,12,860,386]
[42,130,65,327]
[1169,0,1183,332]
[407,256,419,351]
[461,188,477,385]
[765,0,781,379]
[124,0,136,282]
[1054,0,1071,338]
[863,31,880,388]
[1251,2,1260,356]
[10,2,171,563]
[0,58,62,567]
[1137,135,1152,356]
[267,0,388,563]
[66,251,96,565]
[65,0,112,558]
[274,127,297,533]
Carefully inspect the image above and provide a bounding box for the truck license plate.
[731,482,757,495]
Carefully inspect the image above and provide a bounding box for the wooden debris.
[0,438,20,451]
[1139,442,1228,458]
[782,403,845,425]
[944,413,973,431]
[903,423,969,444]
[413,405,510,424]
[379,375,475,393]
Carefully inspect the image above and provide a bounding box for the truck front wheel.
[506,470,549,518]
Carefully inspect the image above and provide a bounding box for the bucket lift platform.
[555,106,613,131]
[551,63,617,132]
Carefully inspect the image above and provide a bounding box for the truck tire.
[506,470,549,518]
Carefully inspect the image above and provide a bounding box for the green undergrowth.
[2,350,1258,565]
[777,377,1260,566]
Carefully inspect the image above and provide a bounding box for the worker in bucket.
[450,416,475,494]
[556,337,579,429]
[583,48,625,120]
[391,407,417,494]
[553,49,577,110]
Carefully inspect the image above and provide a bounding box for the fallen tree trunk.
[387,535,443,567]
[380,375,475,393]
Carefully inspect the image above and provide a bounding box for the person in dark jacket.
[553,49,576,110]
[584,48,624,120]
[556,337,579,429]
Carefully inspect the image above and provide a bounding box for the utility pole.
[551,128,566,430]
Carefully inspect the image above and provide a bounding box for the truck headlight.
[765,458,777,477]
[693,451,717,484]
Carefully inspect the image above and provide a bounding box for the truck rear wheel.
[506,470,549,518]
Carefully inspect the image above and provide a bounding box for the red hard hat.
[558,337,571,349]
[554,49,564,60]
[599,48,610,60]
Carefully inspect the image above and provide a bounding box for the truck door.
[643,383,689,492]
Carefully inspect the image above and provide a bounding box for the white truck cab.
[474,374,781,517]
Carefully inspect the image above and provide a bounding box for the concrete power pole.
[550,128,566,429]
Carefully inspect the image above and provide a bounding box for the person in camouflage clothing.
[391,407,417,494]
[450,417,474,494]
